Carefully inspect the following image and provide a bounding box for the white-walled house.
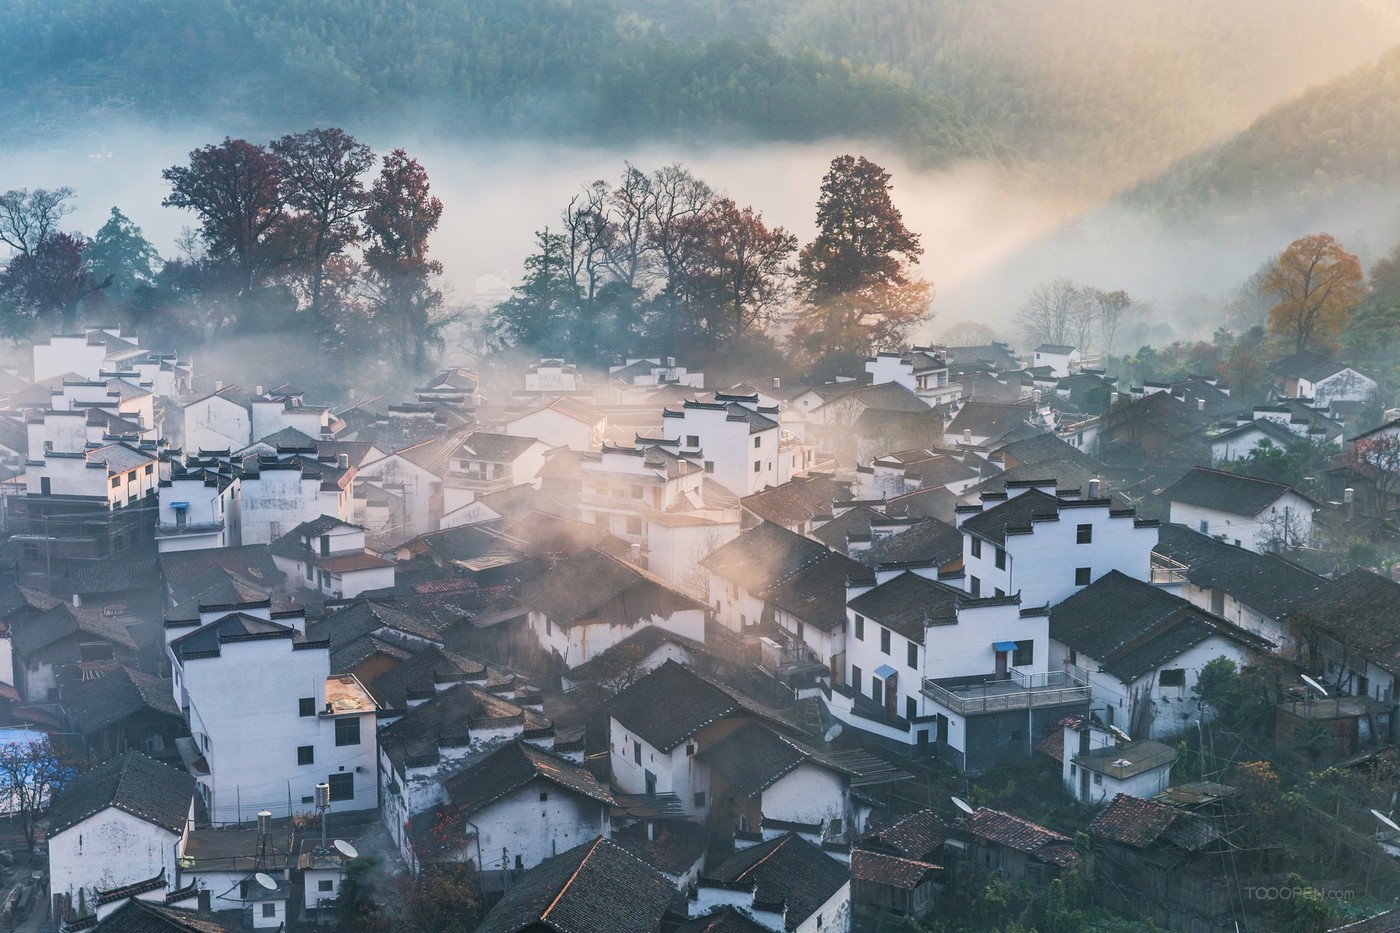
[865,348,960,407]
[608,661,794,819]
[828,572,1089,771]
[47,752,196,905]
[659,394,782,496]
[353,440,452,544]
[1270,350,1377,405]
[575,443,707,548]
[156,456,238,553]
[167,609,378,823]
[521,547,707,669]
[376,681,556,863]
[701,521,830,635]
[270,517,395,600]
[506,397,607,452]
[446,432,551,498]
[437,741,614,873]
[1049,571,1271,740]
[1165,467,1316,554]
[1057,716,1177,804]
[1033,345,1080,378]
[238,455,353,546]
[524,358,585,394]
[1153,523,1327,653]
[183,385,253,452]
[705,832,852,933]
[956,480,1159,608]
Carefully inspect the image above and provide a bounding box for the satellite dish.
[254,873,277,892]
[1108,725,1132,744]
[951,796,975,816]
[823,724,842,743]
[1372,809,1400,835]
[1302,674,1329,697]
[334,839,358,859]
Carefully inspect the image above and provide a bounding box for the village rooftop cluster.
[1,328,1399,930]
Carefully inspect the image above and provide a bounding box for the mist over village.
[9,4,1400,933]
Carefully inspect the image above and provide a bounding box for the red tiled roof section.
[1087,793,1178,848]
[850,849,939,889]
[964,808,1074,863]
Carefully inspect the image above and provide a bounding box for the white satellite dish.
[334,839,359,859]
[823,724,842,743]
[951,796,975,816]
[1302,674,1329,697]
[1108,725,1132,744]
[254,872,277,891]
[1372,809,1400,835]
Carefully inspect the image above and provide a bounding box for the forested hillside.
[748,0,1400,197]
[1144,45,1400,217]
[0,0,1006,168]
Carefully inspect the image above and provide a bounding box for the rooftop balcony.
[155,518,224,536]
[922,668,1089,716]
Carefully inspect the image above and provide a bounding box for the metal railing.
[921,669,1089,715]
[155,519,224,535]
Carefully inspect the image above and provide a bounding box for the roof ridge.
[540,837,607,922]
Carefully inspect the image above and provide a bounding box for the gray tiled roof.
[708,833,849,931]
[48,752,195,837]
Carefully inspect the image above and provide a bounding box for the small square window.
[328,772,354,801]
[994,547,1005,570]
[1075,567,1091,586]
[633,741,642,765]
[753,461,761,473]
[880,628,891,655]
[854,615,864,641]
[299,697,315,717]
[704,461,714,473]
[1012,640,1034,667]
[753,436,761,448]
[1159,668,1187,687]
[1094,773,1103,785]
[144,464,153,475]
[695,792,707,808]
[1076,523,1092,544]
[334,717,360,746]
[1199,520,1209,534]
[318,880,334,893]
[297,746,314,766]
[971,538,982,559]
[907,641,918,669]
[539,791,549,801]
[686,744,695,757]
[21,543,37,561]
[110,476,120,488]
[262,904,276,919]
[969,576,981,597]
[686,435,699,447]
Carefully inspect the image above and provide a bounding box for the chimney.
[348,388,357,401]
[646,820,656,841]
[337,453,349,469]
[1088,477,1101,498]
[629,543,642,563]
[1197,398,1205,412]
[1345,487,1355,522]
[214,380,223,391]
[665,357,675,368]
[255,385,265,397]
[772,377,781,390]
[962,428,972,445]
[72,593,81,608]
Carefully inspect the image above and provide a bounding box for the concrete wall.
[184,397,250,452]
[48,806,185,902]
[472,778,608,872]
[1169,493,1313,554]
[530,608,706,669]
[507,409,597,452]
[763,763,848,827]
[239,468,325,546]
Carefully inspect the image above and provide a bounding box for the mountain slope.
[1142,44,1400,218]
[0,0,1009,168]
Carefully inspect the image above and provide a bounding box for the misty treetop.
[0,129,449,380]
[487,154,932,374]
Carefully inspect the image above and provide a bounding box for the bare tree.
[604,163,655,290]
[562,181,614,303]
[1069,288,1098,353]
[0,737,77,852]
[647,164,715,352]
[1016,278,1080,347]
[0,187,75,256]
[1224,259,1279,332]
[1094,289,1132,357]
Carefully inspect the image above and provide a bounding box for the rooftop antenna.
[315,782,331,856]
[951,796,975,816]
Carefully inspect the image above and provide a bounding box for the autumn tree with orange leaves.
[1265,233,1364,353]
